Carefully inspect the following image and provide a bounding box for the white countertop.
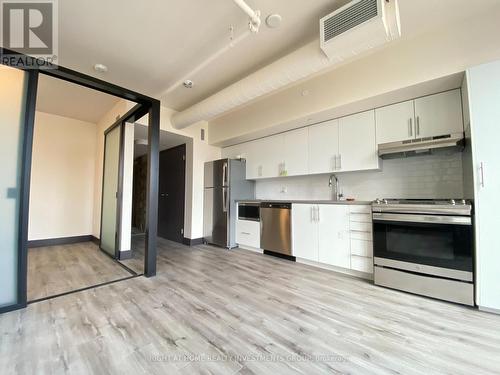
[237,199,372,206]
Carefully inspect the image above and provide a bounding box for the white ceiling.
[134,124,190,158]
[30,0,500,114]
[36,74,120,123]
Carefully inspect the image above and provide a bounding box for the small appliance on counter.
[203,159,255,248]
[372,198,474,305]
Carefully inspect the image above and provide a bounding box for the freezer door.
[204,159,229,189]
[203,187,229,247]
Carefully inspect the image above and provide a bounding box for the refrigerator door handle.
[223,188,228,212]
[223,161,228,186]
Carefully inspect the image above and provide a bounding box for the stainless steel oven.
[372,199,474,306]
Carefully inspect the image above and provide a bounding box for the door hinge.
[181,228,184,235]
[182,154,186,161]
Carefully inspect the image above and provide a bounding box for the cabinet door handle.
[311,206,315,222]
[416,116,420,136]
[480,162,485,188]
[241,232,251,235]
[333,155,337,171]
[338,154,342,170]
[408,118,413,137]
[317,206,320,222]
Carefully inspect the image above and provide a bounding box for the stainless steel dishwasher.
[260,202,292,256]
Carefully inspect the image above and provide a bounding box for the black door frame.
[0,48,160,314]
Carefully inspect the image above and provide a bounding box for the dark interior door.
[158,144,186,243]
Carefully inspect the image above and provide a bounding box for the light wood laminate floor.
[3,238,499,374]
[28,242,133,301]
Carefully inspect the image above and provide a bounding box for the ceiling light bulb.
[183,80,194,89]
[266,14,282,29]
[94,63,108,73]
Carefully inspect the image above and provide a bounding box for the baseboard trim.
[119,250,133,260]
[479,306,500,315]
[91,236,100,245]
[263,250,296,262]
[183,237,204,246]
[296,257,374,281]
[28,235,95,248]
[237,245,263,254]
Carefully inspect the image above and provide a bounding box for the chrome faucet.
[329,174,342,201]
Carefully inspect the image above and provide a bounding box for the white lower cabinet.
[318,205,350,269]
[236,219,261,249]
[291,204,318,261]
[351,255,374,273]
[349,205,373,274]
[292,204,373,276]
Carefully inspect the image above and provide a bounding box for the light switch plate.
[6,187,18,199]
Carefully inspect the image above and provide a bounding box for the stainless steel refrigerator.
[203,158,255,248]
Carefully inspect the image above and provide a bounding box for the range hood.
[378,133,465,159]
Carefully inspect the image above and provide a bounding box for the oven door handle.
[372,213,471,225]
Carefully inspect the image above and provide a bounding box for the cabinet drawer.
[350,212,372,223]
[350,221,372,233]
[350,231,372,241]
[236,220,260,248]
[350,239,373,257]
[351,255,374,274]
[350,205,371,214]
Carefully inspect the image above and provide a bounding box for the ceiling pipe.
[233,0,261,33]
[171,39,332,129]
[171,0,402,130]
[161,29,251,96]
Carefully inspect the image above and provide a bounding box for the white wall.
[255,153,463,201]
[209,6,500,145]
[120,122,134,251]
[29,111,97,240]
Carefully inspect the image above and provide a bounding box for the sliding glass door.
[0,66,29,309]
[100,124,123,257]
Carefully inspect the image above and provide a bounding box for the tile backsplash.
[255,153,464,201]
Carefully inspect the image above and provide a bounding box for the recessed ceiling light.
[266,14,282,29]
[183,80,194,89]
[94,63,108,73]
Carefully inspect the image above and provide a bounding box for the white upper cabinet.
[338,110,379,172]
[308,119,339,175]
[414,89,464,138]
[222,143,246,159]
[242,140,258,179]
[318,205,350,268]
[246,135,283,179]
[375,100,415,144]
[375,89,464,145]
[222,89,463,180]
[282,128,309,177]
[292,204,319,261]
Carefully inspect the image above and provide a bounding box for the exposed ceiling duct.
[171,0,401,129]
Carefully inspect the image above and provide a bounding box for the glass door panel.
[0,66,28,308]
[100,125,122,257]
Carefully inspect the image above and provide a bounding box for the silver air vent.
[323,0,378,42]
[378,133,465,159]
